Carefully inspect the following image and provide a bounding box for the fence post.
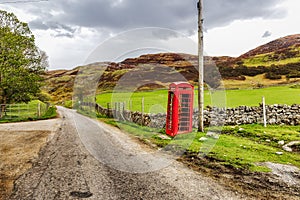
[262,96,267,127]
[8,104,10,119]
[5,104,8,119]
[128,100,132,121]
[141,97,144,126]
[37,103,41,118]
[123,102,126,111]
[123,102,126,120]
[27,103,29,118]
[119,102,122,120]
[115,102,119,120]
[119,102,122,121]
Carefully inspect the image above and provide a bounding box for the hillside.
[42,69,78,103]
[43,34,300,103]
[240,34,300,59]
[213,34,300,67]
[237,34,300,67]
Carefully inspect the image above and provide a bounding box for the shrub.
[264,72,282,80]
[64,100,73,108]
[287,72,300,78]
[41,106,57,119]
[290,84,300,89]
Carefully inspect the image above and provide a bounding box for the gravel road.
[10,106,245,200]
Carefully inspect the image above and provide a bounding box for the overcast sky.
[0,0,299,69]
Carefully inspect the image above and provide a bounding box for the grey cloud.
[12,0,287,35]
[53,32,74,38]
[86,28,197,63]
[29,19,77,37]
[262,31,272,38]
[47,22,76,33]
[151,29,181,40]
[54,0,196,32]
[29,19,48,30]
[204,0,286,29]
[29,20,73,31]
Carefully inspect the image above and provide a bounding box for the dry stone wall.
[86,103,300,129]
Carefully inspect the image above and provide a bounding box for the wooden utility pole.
[197,0,204,132]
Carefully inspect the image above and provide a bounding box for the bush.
[37,92,52,102]
[227,76,246,81]
[218,62,300,79]
[64,100,73,108]
[264,72,282,80]
[290,84,300,89]
[41,106,57,119]
[287,72,300,78]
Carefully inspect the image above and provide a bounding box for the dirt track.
[0,119,61,200]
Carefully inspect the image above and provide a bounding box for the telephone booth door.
[166,82,194,137]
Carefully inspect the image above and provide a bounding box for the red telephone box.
[166,82,194,137]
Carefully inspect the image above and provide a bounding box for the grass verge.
[98,116,300,173]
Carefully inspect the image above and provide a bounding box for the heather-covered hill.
[239,34,300,59]
[43,34,300,103]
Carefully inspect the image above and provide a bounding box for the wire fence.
[0,102,48,120]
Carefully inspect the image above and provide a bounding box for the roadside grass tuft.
[40,106,57,119]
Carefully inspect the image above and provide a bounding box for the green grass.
[206,124,300,171]
[221,124,300,143]
[96,89,223,113]
[208,133,300,171]
[98,116,300,172]
[0,100,57,123]
[242,52,272,67]
[96,85,300,112]
[224,85,300,107]
[40,106,57,119]
[64,100,73,108]
[242,52,300,67]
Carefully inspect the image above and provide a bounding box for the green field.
[96,85,300,113]
[0,100,56,123]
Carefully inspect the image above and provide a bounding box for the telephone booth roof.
[169,82,194,88]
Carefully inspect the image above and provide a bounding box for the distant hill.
[209,34,300,66]
[43,34,300,103]
[240,34,300,59]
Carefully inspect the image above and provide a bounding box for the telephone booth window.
[166,91,174,131]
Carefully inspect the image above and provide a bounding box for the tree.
[39,49,49,70]
[0,10,47,117]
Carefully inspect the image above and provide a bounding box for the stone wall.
[193,104,300,128]
[84,102,300,129]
